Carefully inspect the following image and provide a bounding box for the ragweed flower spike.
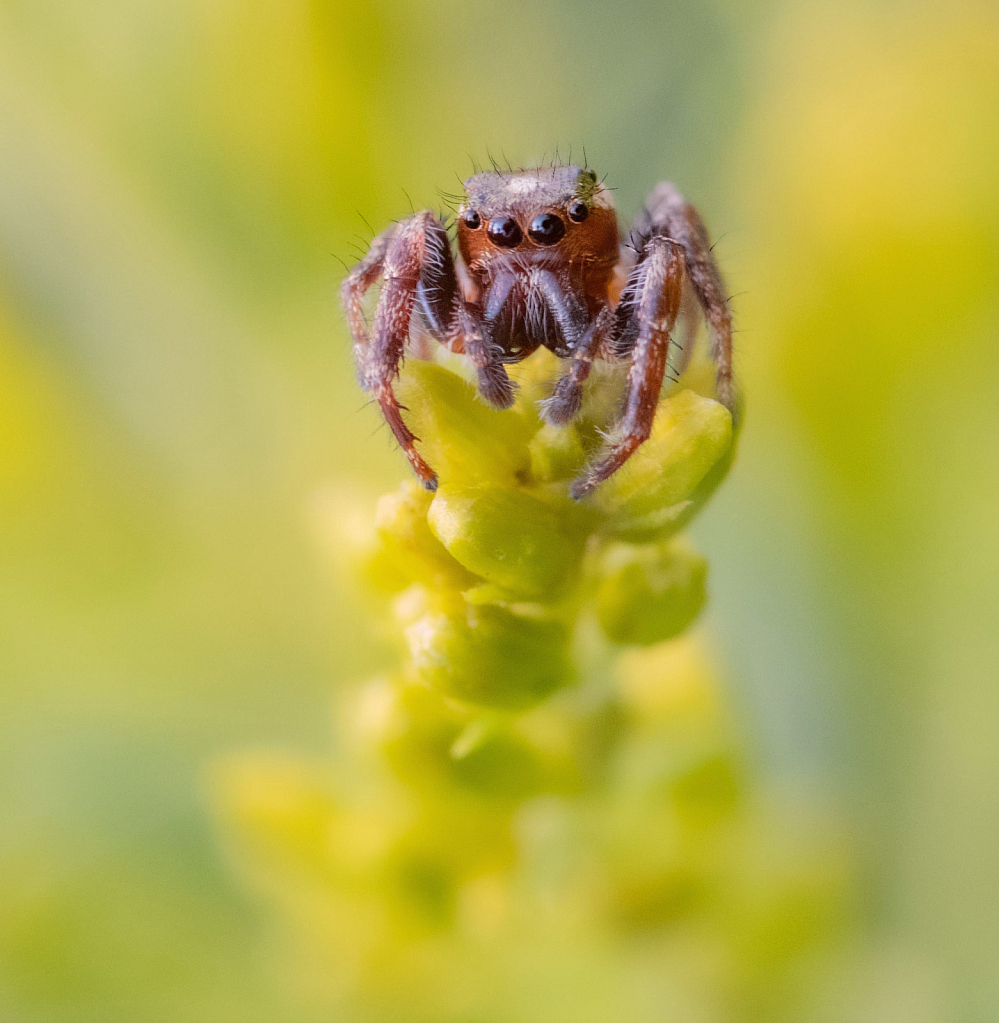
[213,165,847,1022]
[365,354,733,714]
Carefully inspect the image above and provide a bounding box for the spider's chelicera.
[341,164,734,498]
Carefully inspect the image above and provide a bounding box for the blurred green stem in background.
[214,352,849,1022]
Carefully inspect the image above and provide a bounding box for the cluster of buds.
[215,354,845,1021]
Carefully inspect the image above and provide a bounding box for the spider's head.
[456,165,618,273]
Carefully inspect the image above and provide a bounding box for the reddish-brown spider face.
[456,165,619,280]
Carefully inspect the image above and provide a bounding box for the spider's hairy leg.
[540,304,614,426]
[635,183,735,413]
[340,226,393,384]
[570,238,683,499]
[346,211,452,491]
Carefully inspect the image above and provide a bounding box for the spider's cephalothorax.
[341,165,734,498]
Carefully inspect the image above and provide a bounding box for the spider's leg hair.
[356,210,375,238]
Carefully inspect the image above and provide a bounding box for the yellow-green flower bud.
[528,422,588,483]
[395,360,535,486]
[607,430,738,543]
[374,480,478,591]
[447,719,553,801]
[616,635,724,727]
[592,390,732,524]
[352,676,466,785]
[428,484,590,598]
[389,794,516,882]
[405,600,573,708]
[596,539,707,645]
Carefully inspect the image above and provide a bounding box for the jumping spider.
[341,165,734,499]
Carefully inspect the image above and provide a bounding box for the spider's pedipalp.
[415,216,459,338]
[453,302,516,409]
[531,268,588,349]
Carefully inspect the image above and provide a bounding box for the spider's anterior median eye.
[568,201,589,223]
[528,213,565,245]
[487,215,523,248]
[462,209,481,229]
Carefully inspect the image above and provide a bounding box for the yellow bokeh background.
[1,0,997,1019]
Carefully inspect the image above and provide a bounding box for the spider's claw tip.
[422,476,439,493]
[568,476,591,501]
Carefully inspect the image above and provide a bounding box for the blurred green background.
[1,0,997,1020]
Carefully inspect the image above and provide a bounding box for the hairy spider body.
[341,165,734,498]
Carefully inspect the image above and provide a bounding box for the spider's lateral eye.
[585,169,598,183]
[568,201,589,223]
[462,209,481,229]
[487,215,523,248]
[529,213,565,246]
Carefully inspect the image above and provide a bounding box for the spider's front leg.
[570,237,684,499]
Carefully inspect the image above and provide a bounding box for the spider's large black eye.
[529,213,565,245]
[568,201,589,223]
[487,215,522,248]
[462,209,481,229]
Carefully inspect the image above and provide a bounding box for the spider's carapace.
[341,165,734,498]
